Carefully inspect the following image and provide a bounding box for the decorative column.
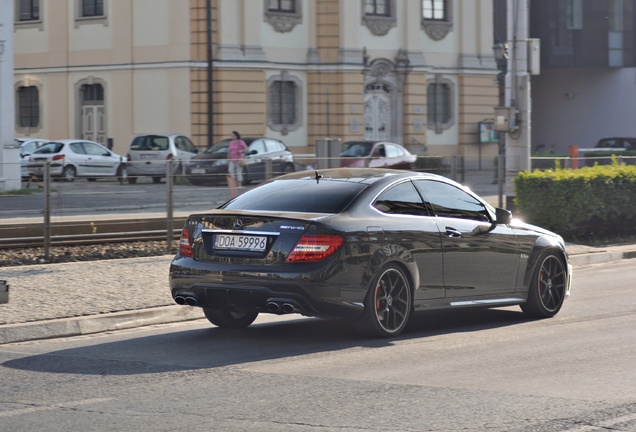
[0,0,21,191]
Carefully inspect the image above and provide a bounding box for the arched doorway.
[364,82,391,140]
[363,58,404,143]
[78,81,106,144]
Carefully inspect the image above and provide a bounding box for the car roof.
[42,139,100,144]
[135,133,184,137]
[342,140,404,145]
[278,167,448,184]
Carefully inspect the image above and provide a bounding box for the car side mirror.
[495,208,512,225]
[247,150,257,156]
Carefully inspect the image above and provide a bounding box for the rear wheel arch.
[364,246,419,292]
[353,262,414,337]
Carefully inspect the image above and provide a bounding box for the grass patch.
[0,187,42,196]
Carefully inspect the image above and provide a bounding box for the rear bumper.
[169,259,365,319]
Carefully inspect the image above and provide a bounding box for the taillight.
[52,155,64,161]
[286,234,344,263]
[167,153,174,160]
[179,229,193,257]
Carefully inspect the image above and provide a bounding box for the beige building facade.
[13,0,500,164]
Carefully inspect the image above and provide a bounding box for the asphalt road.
[1,260,634,431]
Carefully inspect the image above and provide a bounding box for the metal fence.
[2,154,634,255]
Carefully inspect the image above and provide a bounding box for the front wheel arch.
[521,249,567,318]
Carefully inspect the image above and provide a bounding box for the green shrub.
[513,160,636,241]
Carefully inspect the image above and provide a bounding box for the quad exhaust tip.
[266,300,300,315]
[174,294,198,306]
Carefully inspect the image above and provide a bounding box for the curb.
[0,305,203,345]
[568,249,636,267]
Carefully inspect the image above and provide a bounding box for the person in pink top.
[226,131,248,198]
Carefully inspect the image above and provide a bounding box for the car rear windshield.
[130,136,170,151]
[222,179,367,214]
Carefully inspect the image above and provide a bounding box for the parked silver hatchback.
[126,134,199,184]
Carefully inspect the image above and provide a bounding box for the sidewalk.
[1,243,635,345]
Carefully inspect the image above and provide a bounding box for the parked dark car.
[186,137,295,185]
[594,137,636,150]
[170,168,572,338]
[340,140,417,170]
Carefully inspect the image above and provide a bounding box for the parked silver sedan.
[28,140,127,183]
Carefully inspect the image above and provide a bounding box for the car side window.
[84,142,109,156]
[372,144,386,157]
[70,142,86,154]
[386,144,402,157]
[373,181,430,216]
[266,140,284,152]
[176,136,197,153]
[416,180,490,222]
[249,140,267,155]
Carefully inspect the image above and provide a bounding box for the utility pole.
[502,0,532,210]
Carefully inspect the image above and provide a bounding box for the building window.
[427,77,453,133]
[421,0,453,40]
[361,0,396,36]
[17,0,40,21]
[17,86,40,129]
[264,0,301,32]
[271,81,296,125]
[82,84,104,102]
[364,0,390,16]
[268,0,296,13]
[422,0,447,21]
[267,72,302,134]
[81,0,104,17]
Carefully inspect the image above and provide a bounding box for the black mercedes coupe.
[169,168,572,338]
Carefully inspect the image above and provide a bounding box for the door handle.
[445,227,462,238]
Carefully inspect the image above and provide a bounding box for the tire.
[127,177,138,185]
[521,251,567,318]
[203,307,259,329]
[116,165,127,185]
[353,264,412,338]
[63,165,76,182]
[152,177,162,184]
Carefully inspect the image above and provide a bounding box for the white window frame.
[421,0,453,41]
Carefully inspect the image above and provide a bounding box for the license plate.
[140,154,156,160]
[191,168,206,174]
[214,234,267,252]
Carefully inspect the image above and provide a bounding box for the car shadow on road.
[3,307,527,376]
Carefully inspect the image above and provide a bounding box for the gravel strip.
[0,242,178,325]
